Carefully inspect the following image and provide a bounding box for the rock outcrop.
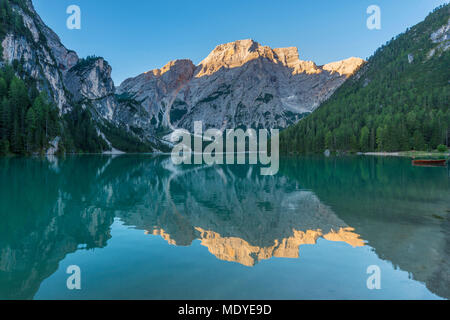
[1,1,76,111]
[429,17,450,57]
[64,58,116,119]
[1,2,364,150]
[118,39,365,135]
[0,0,157,151]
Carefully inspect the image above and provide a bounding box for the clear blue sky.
[33,0,449,85]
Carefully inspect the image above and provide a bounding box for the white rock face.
[64,58,117,120]
[0,1,157,150]
[0,2,364,150]
[323,57,367,76]
[119,59,196,129]
[430,18,450,54]
[118,39,365,132]
[1,2,79,111]
[0,1,117,118]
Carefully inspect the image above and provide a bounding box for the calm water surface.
[0,155,449,300]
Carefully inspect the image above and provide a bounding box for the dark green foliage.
[170,108,188,123]
[437,144,448,152]
[69,55,102,73]
[0,0,36,59]
[62,102,155,154]
[198,84,231,103]
[116,92,138,105]
[0,61,112,155]
[255,93,273,103]
[0,1,153,155]
[115,93,144,114]
[280,4,450,154]
[0,64,61,155]
[62,104,109,154]
[99,122,154,153]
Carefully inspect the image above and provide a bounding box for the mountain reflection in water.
[0,155,448,299]
[137,163,365,267]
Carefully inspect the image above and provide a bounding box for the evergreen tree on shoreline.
[280,4,450,154]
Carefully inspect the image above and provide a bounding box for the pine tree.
[413,130,426,151]
[279,4,450,154]
[25,107,37,152]
[0,77,7,96]
[0,97,10,140]
[10,118,23,154]
[359,126,370,152]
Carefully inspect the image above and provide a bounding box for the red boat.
[412,159,447,167]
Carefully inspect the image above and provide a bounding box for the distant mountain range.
[0,0,363,153]
[118,40,364,136]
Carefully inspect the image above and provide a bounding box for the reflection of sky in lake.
[0,155,448,300]
[34,219,441,300]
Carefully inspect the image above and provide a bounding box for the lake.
[0,155,449,300]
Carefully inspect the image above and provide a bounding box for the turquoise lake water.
[0,155,449,300]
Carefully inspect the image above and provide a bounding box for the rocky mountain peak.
[323,57,366,77]
[272,46,300,65]
[148,59,195,78]
[196,39,278,77]
[0,1,162,152]
[65,57,115,104]
[0,0,80,110]
[195,39,360,77]
[272,47,322,74]
[118,38,365,134]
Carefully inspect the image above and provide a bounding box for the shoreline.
[364,151,450,158]
[363,152,402,157]
[2,150,449,158]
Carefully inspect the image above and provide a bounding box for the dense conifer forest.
[0,0,155,155]
[0,0,109,155]
[280,4,450,154]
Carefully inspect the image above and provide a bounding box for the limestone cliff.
[118,39,365,135]
[0,0,157,152]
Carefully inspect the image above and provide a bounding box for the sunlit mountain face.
[117,40,365,135]
[0,155,448,299]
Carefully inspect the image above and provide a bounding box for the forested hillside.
[0,0,107,155]
[0,0,59,155]
[0,0,157,155]
[0,63,113,155]
[0,65,59,154]
[280,4,450,154]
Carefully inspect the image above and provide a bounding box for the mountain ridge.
[0,0,365,153]
[127,39,363,82]
[280,4,450,154]
[118,39,364,136]
[0,0,160,154]
[3,0,446,155]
